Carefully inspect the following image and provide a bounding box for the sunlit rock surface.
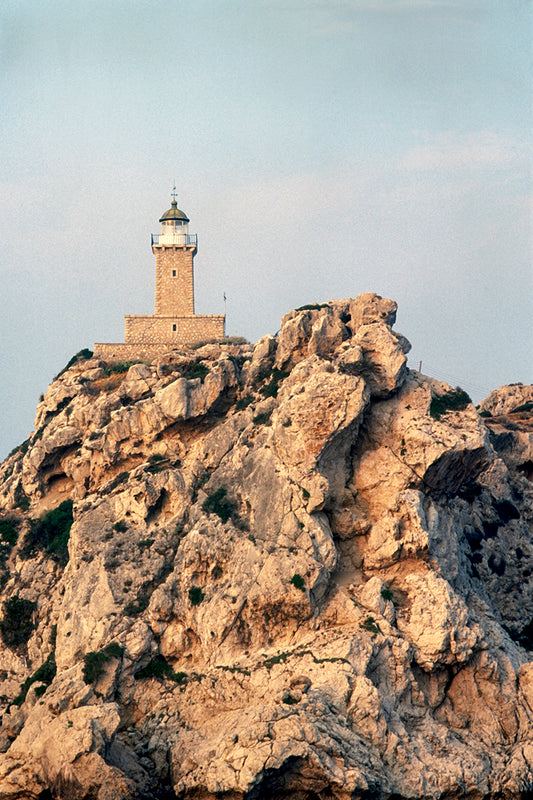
[0,293,531,799]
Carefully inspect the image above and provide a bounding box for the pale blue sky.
[1,0,531,458]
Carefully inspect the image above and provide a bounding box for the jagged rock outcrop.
[479,384,533,417]
[0,293,531,799]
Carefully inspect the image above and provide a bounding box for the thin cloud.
[264,0,471,17]
[399,132,529,172]
[347,0,454,10]
[257,0,485,40]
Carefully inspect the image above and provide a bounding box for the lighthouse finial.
[171,183,178,204]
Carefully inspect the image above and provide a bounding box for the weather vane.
[171,183,178,202]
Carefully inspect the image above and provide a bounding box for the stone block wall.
[94,310,225,361]
[124,314,224,345]
[93,342,174,361]
[154,245,195,316]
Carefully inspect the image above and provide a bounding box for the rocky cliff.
[0,293,532,800]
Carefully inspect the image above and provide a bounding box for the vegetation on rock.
[290,573,305,591]
[22,499,73,566]
[135,655,187,684]
[124,591,151,617]
[55,348,94,379]
[1,595,36,647]
[261,368,290,398]
[429,387,472,420]
[13,651,56,706]
[188,586,205,606]
[181,362,210,382]
[252,410,272,426]
[82,642,124,684]
[202,487,237,524]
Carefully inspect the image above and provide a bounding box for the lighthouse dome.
[159,200,189,223]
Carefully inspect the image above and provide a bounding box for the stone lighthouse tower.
[94,192,225,360]
[153,195,196,316]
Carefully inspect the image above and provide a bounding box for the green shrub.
[261,368,290,399]
[219,336,248,345]
[113,520,128,533]
[512,401,533,414]
[0,519,18,546]
[14,483,30,511]
[55,348,94,379]
[135,655,175,681]
[236,394,254,410]
[8,438,30,459]
[23,500,73,566]
[33,427,45,442]
[197,471,211,489]
[82,642,124,684]
[1,596,36,647]
[124,591,150,617]
[252,411,272,426]
[189,586,205,606]
[290,574,305,591]
[146,453,173,474]
[295,303,330,312]
[263,652,290,669]
[138,538,155,550]
[13,650,56,706]
[202,487,237,523]
[103,361,140,376]
[182,362,210,382]
[381,587,393,601]
[0,518,19,577]
[478,409,492,418]
[108,472,129,492]
[360,616,380,637]
[429,387,472,420]
[146,460,168,474]
[262,381,278,398]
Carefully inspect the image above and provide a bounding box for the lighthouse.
[152,196,197,317]
[94,192,225,360]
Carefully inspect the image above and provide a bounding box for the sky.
[0,0,531,459]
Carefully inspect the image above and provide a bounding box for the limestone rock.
[348,292,398,332]
[244,334,277,386]
[354,322,409,398]
[0,295,531,800]
[273,357,369,499]
[396,571,481,670]
[155,358,237,421]
[479,383,533,416]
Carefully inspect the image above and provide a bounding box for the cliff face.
[0,293,532,800]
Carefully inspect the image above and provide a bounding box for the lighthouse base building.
[94,196,225,361]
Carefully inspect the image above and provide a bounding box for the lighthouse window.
[172,270,176,277]
[172,324,177,331]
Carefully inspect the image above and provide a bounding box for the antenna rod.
[224,292,227,335]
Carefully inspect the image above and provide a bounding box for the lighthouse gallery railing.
[151,233,198,247]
